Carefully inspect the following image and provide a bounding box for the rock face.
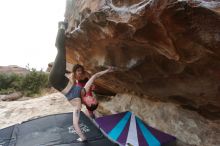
[62,0,220,145]
[64,0,220,119]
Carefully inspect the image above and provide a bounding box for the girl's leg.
[69,98,86,141]
[49,23,69,91]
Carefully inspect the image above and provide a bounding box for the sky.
[0,0,66,71]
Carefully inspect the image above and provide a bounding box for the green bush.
[0,88,16,94]
[0,73,22,94]
[21,69,49,96]
[0,69,50,96]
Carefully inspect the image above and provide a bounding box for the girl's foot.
[58,21,68,30]
[76,137,88,142]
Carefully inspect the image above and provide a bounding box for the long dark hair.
[72,64,84,73]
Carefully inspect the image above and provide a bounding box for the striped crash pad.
[95,111,176,146]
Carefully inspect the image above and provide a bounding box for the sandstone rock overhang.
[63,0,220,120]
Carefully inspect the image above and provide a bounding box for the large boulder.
[0,92,23,101]
[60,0,220,145]
[64,0,220,120]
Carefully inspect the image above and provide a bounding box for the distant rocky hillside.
[0,65,29,75]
